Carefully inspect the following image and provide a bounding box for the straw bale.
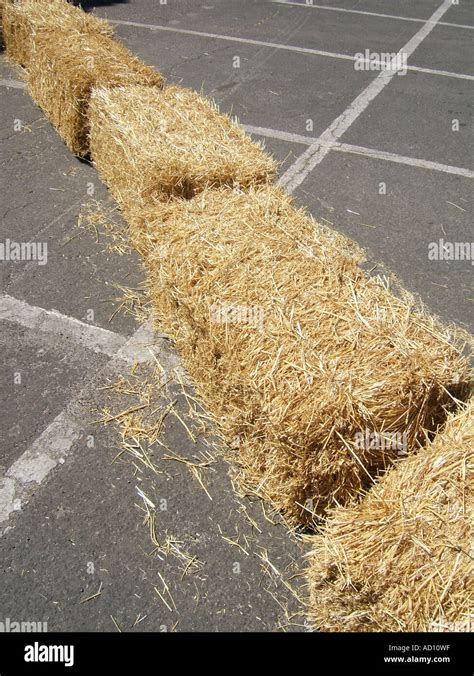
[89,84,277,208]
[27,31,164,156]
[0,1,4,38]
[3,0,113,68]
[132,185,471,525]
[0,0,12,44]
[306,399,473,632]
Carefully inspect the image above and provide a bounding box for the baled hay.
[27,31,164,157]
[3,0,113,68]
[0,0,13,43]
[306,399,473,632]
[0,1,5,38]
[131,185,471,525]
[89,84,277,208]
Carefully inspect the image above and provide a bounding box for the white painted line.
[0,398,81,529]
[334,143,474,179]
[404,65,473,81]
[243,123,474,177]
[111,19,354,60]
[0,78,26,89]
[7,415,81,488]
[114,319,158,364]
[0,319,158,533]
[243,123,314,145]
[0,312,188,534]
[0,294,127,358]
[279,0,456,193]
[110,19,474,81]
[270,0,474,31]
[0,479,19,525]
[0,294,158,363]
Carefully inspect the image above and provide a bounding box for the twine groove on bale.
[27,31,164,157]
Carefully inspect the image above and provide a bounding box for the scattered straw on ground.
[27,30,163,156]
[135,487,204,577]
[131,185,471,526]
[78,200,134,256]
[89,84,277,209]
[3,0,113,68]
[305,398,473,632]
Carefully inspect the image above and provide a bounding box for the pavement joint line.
[0,293,130,358]
[0,319,170,536]
[278,0,455,193]
[243,124,474,178]
[3,197,87,294]
[110,19,474,81]
[269,0,474,31]
[31,197,84,239]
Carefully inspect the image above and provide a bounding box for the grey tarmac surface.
[0,0,472,633]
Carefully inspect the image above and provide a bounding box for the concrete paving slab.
[443,1,474,26]
[0,321,108,469]
[340,71,473,168]
[5,196,144,338]
[410,24,474,76]
[294,152,473,333]
[94,0,417,56]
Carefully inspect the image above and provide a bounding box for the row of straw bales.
[3,0,163,156]
[3,0,471,525]
[130,186,470,524]
[3,0,472,630]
